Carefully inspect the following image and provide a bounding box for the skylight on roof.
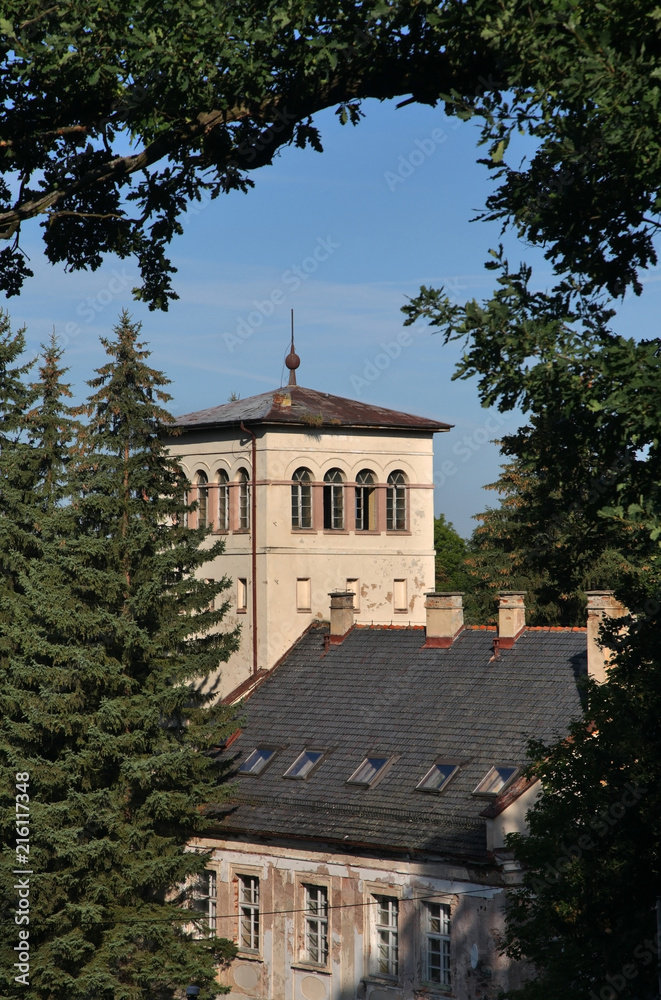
[473,766,519,796]
[238,748,276,776]
[416,762,459,793]
[347,756,390,787]
[284,750,324,779]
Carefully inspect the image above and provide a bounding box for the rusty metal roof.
[172,385,451,433]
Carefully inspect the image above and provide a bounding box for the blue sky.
[9,100,661,536]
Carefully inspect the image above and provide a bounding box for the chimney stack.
[328,591,355,644]
[586,590,628,683]
[496,592,526,649]
[423,592,464,648]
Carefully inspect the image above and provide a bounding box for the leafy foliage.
[4,1,661,304]
[433,513,470,591]
[0,313,239,1000]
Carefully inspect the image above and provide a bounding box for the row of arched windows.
[195,468,250,530]
[192,468,408,533]
[292,468,408,532]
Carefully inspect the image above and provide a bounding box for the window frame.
[196,470,209,529]
[188,867,217,938]
[472,765,520,797]
[217,469,230,532]
[372,894,399,979]
[283,749,326,780]
[237,746,278,776]
[302,883,329,967]
[346,755,396,789]
[237,468,250,531]
[422,900,451,989]
[386,470,407,531]
[416,761,460,794]
[323,468,345,530]
[355,468,376,531]
[235,870,261,955]
[291,467,313,529]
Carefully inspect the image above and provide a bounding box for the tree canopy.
[0,313,239,1000]
[2,1,661,306]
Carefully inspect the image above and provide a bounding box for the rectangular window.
[238,874,260,952]
[237,577,248,613]
[190,869,217,937]
[425,902,451,987]
[373,895,398,977]
[303,884,329,965]
[296,578,311,612]
[346,578,359,611]
[393,579,407,612]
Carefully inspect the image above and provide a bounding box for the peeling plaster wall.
[167,425,437,698]
[193,837,529,1000]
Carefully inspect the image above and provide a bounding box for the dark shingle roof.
[172,385,451,433]
[214,625,586,861]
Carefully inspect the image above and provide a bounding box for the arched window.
[217,469,229,531]
[355,469,376,531]
[386,470,407,530]
[196,471,209,528]
[237,468,250,530]
[291,467,313,528]
[323,468,345,530]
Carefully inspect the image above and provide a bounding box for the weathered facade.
[190,600,589,1000]
[165,384,449,699]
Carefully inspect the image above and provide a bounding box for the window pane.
[348,756,389,785]
[417,762,459,792]
[284,750,323,778]
[239,748,274,774]
[473,766,518,795]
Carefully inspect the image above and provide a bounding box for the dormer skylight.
[416,762,459,793]
[238,748,276,776]
[283,750,324,779]
[347,756,391,788]
[473,766,519,796]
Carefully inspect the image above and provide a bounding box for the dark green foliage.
[3,1,660,305]
[433,513,470,592]
[0,313,239,1000]
[500,614,661,1000]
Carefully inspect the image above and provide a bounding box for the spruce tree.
[0,314,240,1000]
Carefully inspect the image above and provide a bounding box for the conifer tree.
[0,314,239,1000]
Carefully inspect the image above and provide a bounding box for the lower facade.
[191,836,530,1000]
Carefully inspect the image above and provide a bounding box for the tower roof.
[172,385,451,433]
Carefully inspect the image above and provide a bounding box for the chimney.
[586,590,628,683]
[328,591,355,644]
[423,592,464,648]
[496,592,526,649]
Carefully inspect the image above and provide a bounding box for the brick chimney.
[586,590,628,683]
[328,591,355,644]
[495,592,526,649]
[423,592,464,648]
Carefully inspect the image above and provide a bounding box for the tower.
[165,366,450,699]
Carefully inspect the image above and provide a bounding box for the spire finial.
[285,308,300,386]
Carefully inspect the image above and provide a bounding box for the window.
[284,750,323,779]
[386,470,407,530]
[347,756,390,787]
[238,748,275,775]
[303,885,328,965]
[373,896,398,977]
[237,577,247,613]
[393,579,407,612]
[473,765,519,796]
[323,468,345,529]
[292,467,313,528]
[416,762,459,793]
[346,578,359,611]
[196,471,209,528]
[238,874,260,952]
[424,902,451,987]
[355,469,376,531]
[296,578,311,612]
[190,869,217,937]
[237,468,250,529]
[217,469,229,530]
